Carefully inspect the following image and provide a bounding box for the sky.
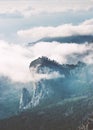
[0,0,93,43]
[0,0,93,83]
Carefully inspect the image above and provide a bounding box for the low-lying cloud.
[0,40,32,83]
[30,69,64,82]
[17,19,93,42]
[0,40,93,83]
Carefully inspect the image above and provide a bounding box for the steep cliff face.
[20,57,86,110]
[19,88,31,110]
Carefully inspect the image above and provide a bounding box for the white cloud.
[30,42,93,64]
[0,1,29,16]
[0,0,93,17]
[17,19,93,41]
[0,40,93,83]
[82,19,93,25]
[29,69,64,81]
[0,40,32,83]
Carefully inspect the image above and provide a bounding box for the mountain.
[29,35,93,44]
[0,57,93,130]
[1,95,93,130]
[29,56,85,76]
[79,112,93,130]
[19,57,86,110]
[19,88,31,110]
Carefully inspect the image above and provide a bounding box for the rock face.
[31,80,46,107]
[30,57,85,78]
[19,88,31,110]
[78,114,93,130]
[29,56,80,76]
[29,57,69,107]
[19,57,85,110]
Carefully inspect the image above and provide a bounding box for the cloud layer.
[0,40,32,83]
[17,19,93,42]
[0,40,93,83]
[0,0,93,17]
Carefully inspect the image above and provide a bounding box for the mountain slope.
[29,35,93,44]
[0,57,93,130]
[20,57,86,110]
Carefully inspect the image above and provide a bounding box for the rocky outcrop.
[19,88,31,110]
[78,114,93,130]
[19,57,86,110]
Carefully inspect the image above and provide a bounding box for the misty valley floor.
[0,96,93,130]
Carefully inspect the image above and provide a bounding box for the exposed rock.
[19,88,31,110]
[78,113,93,130]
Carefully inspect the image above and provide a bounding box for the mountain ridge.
[29,35,93,45]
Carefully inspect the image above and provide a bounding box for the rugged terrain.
[0,57,93,130]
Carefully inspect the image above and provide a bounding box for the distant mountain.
[29,35,93,44]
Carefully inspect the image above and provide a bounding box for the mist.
[0,40,93,83]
